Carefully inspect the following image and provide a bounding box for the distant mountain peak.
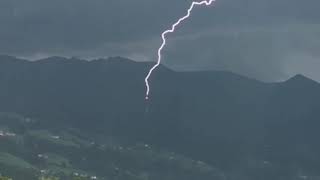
[288,74,316,83]
[292,74,308,80]
[284,74,319,89]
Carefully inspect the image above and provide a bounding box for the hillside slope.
[0,56,320,179]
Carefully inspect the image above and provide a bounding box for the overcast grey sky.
[1,0,320,81]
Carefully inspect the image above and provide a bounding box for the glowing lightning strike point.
[144,0,216,100]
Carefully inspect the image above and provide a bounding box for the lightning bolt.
[144,0,216,100]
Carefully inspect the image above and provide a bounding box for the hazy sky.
[0,0,320,81]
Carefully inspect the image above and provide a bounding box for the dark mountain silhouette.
[0,55,320,179]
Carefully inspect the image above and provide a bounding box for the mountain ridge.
[0,55,317,84]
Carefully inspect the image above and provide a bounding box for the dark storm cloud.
[161,0,320,81]
[163,24,320,81]
[0,0,320,81]
[0,0,189,54]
